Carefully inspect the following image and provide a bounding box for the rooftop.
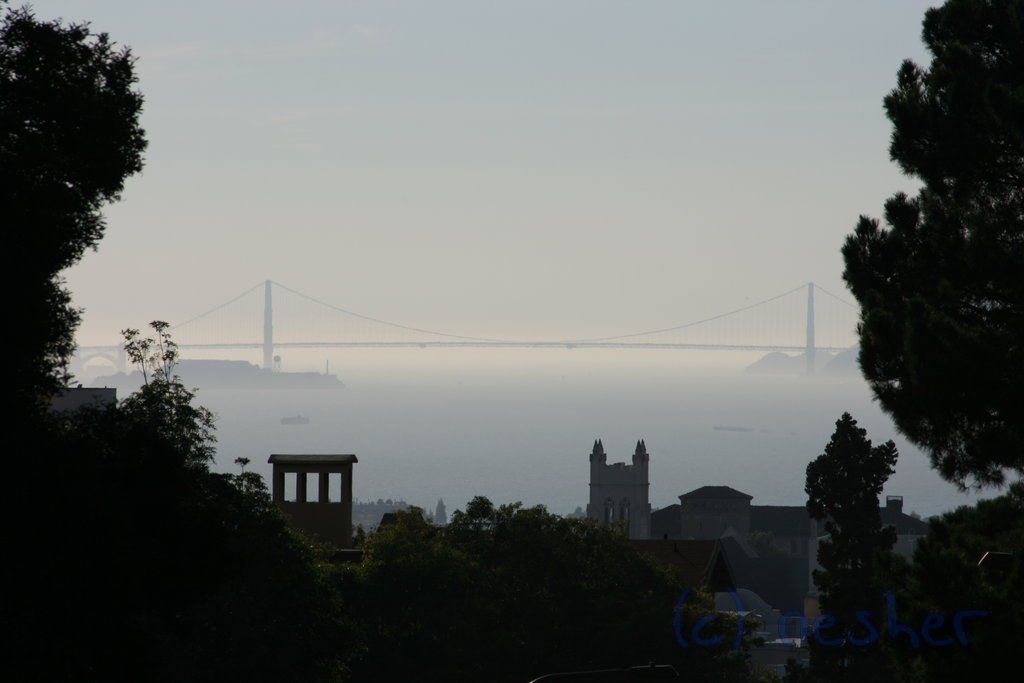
[268,454,358,464]
[680,485,753,501]
[630,539,735,591]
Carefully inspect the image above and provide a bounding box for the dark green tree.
[892,484,1024,682]
[119,321,216,467]
[841,0,1024,489]
[1,1,147,413]
[803,413,899,681]
[5,324,348,682]
[0,5,350,680]
[341,497,769,683]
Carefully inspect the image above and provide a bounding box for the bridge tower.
[263,280,274,370]
[805,282,815,375]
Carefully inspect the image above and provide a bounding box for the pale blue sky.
[30,1,939,344]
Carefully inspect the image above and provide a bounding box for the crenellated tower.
[586,438,651,539]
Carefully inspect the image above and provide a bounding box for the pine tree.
[842,0,1024,489]
[804,413,899,681]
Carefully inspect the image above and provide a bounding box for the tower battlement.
[586,439,651,539]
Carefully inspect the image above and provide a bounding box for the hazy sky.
[37,1,938,345]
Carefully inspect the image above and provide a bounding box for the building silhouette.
[435,498,447,525]
[50,386,116,412]
[352,498,410,532]
[650,485,928,613]
[586,439,651,539]
[268,453,357,548]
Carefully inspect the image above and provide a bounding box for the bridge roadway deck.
[77,342,851,353]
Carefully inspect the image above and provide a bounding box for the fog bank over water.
[99,349,986,520]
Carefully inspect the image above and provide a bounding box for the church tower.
[586,439,651,539]
[435,498,447,526]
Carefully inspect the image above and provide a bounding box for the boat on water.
[280,415,310,426]
[713,425,754,433]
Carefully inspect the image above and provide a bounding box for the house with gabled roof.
[651,484,928,616]
[629,539,736,592]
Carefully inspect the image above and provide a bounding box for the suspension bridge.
[73,280,860,374]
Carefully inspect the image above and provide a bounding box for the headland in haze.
[744,347,859,376]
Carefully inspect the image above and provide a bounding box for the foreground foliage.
[801,413,900,681]
[339,497,772,683]
[1,1,146,412]
[5,325,347,682]
[842,0,1024,489]
[891,485,1024,682]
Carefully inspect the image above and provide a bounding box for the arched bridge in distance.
[74,280,859,375]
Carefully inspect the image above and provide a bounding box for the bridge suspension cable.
[812,283,859,309]
[562,283,812,344]
[170,281,265,330]
[268,280,518,344]
[82,279,860,353]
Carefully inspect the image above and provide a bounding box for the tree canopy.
[1,6,349,678]
[893,483,1024,682]
[842,0,1024,489]
[803,413,899,681]
[6,323,349,683]
[1,1,146,410]
[340,497,769,683]
[805,414,899,570]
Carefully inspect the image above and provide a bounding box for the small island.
[95,359,346,391]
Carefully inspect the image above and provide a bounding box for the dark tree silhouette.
[342,498,771,683]
[894,484,1024,682]
[7,324,348,683]
[1,8,349,680]
[842,0,1024,489]
[1,1,146,412]
[804,413,899,681]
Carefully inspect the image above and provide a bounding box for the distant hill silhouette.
[94,359,345,391]
[744,348,860,376]
[821,346,860,377]
[744,352,804,375]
